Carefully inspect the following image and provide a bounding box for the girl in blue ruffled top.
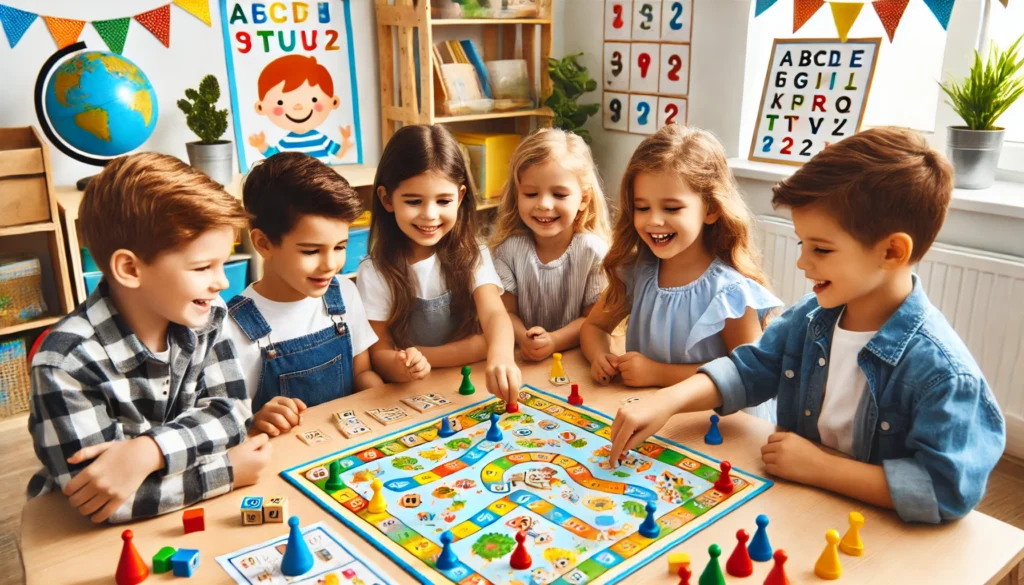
[581,125,782,420]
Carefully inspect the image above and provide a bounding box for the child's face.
[632,171,716,261]
[792,205,888,309]
[517,160,586,241]
[264,214,351,299]
[380,171,464,257]
[256,81,339,134]
[137,227,235,329]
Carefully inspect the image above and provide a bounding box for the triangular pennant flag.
[0,4,37,48]
[93,17,130,54]
[830,1,864,42]
[922,0,955,30]
[135,4,171,47]
[998,0,1008,7]
[173,0,211,26]
[755,0,780,17]
[794,0,825,32]
[44,16,85,49]
[872,0,910,42]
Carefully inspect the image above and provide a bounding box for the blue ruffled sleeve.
[684,277,783,353]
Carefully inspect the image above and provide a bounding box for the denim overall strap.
[408,291,457,347]
[227,294,272,342]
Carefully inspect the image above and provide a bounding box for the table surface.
[20,350,1024,585]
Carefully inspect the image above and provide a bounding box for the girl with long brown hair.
[356,125,521,402]
[580,125,781,419]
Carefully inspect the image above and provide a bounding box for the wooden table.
[20,350,1024,584]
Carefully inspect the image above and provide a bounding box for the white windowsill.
[728,158,1024,220]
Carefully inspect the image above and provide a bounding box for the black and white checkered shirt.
[27,282,252,523]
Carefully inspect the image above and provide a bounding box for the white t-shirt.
[818,314,876,456]
[222,276,378,398]
[356,246,504,322]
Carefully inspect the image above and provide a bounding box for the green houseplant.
[545,53,600,144]
[940,35,1024,189]
[177,75,233,186]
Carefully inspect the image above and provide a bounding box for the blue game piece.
[748,514,773,562]
[281,516,314,576]
[438,416,456,438]
[436,530,458,570]
[704,414,723,445]
[638,500,660,539]
[170,548,199,578]
[485,412,503,442]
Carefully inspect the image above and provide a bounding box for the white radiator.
[756,216,1024,458]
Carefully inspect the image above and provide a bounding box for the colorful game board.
[282,387,772,585]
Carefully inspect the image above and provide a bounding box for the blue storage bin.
[83,271,102,296]
[82,259,249,301]
[343,227,369,274]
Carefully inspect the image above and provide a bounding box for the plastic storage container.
[343,228,369,275]
[83,259,250,301]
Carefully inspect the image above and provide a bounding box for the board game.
[282,386,771,585]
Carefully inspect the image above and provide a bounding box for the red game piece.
[714,461,734,493]
[677,564,692,585]
[506,400,519,413]
[116,529,149,585]
[510,530,532,570]
[182,507,205,534]
[726,529,753,577]
[567,383,583,406]
[763,549,791,585]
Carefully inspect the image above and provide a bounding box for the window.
[986,0,1024,171]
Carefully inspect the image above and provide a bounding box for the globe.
[43,51,158,158]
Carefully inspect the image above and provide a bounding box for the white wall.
[0,0,381,186]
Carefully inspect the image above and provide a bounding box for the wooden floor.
[1,414,1022,585]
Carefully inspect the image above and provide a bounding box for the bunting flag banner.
[92,17,130,54]
[830,1,864,41]
[173,0,211,26]
[756,0,782,16]
[135,5,171,47]
[922,0,954,29]
[872,0,910,42]
[794,0,826,32]
[0,4,35,48]
[43,16,85,49]
[998,0,1008,7]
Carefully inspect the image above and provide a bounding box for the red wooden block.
[183,508,205,534]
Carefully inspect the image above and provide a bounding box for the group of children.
[26,120,1004,528]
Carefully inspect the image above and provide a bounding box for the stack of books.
[433,40,532,116]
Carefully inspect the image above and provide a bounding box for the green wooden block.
[153,546,176,574]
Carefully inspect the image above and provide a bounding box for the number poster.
[603,0,692,135]
[748,38,880,166]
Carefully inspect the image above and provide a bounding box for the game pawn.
[368,478,387,514]
[281,516,314,577]
[814,529,842,580]
[639,500,660,539]
[437,416,456,438]
[459,365,475,395]
[115,529,149,585]
[704,414,723,445]
[550,352,569,385]
[699,544,726,585]
[436,530,458,571]
[748,514,773,562]
[726,529,753,577]
[485,412,503,442]
[567,383,583,406]
[763,550,790,585]
[839,511,865,556]
[677,564,692,585]
[713,461,734,494]
[510,530,532,570]
[325,459,344,492]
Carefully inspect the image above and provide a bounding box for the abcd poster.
[220,0,363,172]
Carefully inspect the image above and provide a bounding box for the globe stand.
[75,175,98,191]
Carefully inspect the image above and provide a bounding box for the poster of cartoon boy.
[248,55,353,163]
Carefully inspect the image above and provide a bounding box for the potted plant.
[545,53,600,144]
[177,75,232,186]
[940,35,1024,189]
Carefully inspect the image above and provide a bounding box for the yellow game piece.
[324,574,340,585]
[668,552,691,574]
[814,529,842,580]
[839,511,864,556]
[550,352,568,385]
[368,478,387,514]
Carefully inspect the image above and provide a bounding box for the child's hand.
[486,359,522,407]
[229,433,273,488]
[591,353,620,385]
[64,436,164,523]
[608,398,676,465]
[617,352,659,387]
[520,327,555,361]
[248,132,268,152]
[250,397,307,437]
[397,347,431,381]
[761,432,825,484]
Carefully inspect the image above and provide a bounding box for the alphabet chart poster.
[748,38,880,166]
[220,0,363,172]
[603,0,692,135]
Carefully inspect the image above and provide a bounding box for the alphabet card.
[748,38,880,166]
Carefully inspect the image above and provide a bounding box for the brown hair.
[79,153,247,275]
[602,125,772,322]
[368,125,480,347]
[243,152,363,243]
[771,127,953,262]
[257,55,334,100]
[488,128,611,250]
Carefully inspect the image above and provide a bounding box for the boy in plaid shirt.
[28,153,271,524]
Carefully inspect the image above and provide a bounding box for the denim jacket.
[700,276,1005,523]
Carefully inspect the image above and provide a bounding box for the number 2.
[612,4,624,28]
[637,102,651,125]
[667,54,682,81]
[799,139,812,156]
[611,51,623,76]
[638,53,651,78]
[609,99,622,122]
[761,136,774,153]
[639,3,654,30]
[664,103,678,125]
[780,137,794,155]
[669,1,684,30]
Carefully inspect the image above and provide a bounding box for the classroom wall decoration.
[219,0,363,172]
[755,0,955,42]
[602,0,692,136]
[748,38,880,166]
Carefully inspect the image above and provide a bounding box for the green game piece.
[325,460,344,491]
[459,365,475,395]
[699,544,726,585]
[153,546,176,574]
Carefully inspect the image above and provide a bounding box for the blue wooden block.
[241,496,264,525]
[171,548,200,577]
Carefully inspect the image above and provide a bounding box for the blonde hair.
[489,129,611,250]
[601,125,772,322]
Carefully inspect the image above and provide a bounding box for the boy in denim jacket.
[608,127,1005,523]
